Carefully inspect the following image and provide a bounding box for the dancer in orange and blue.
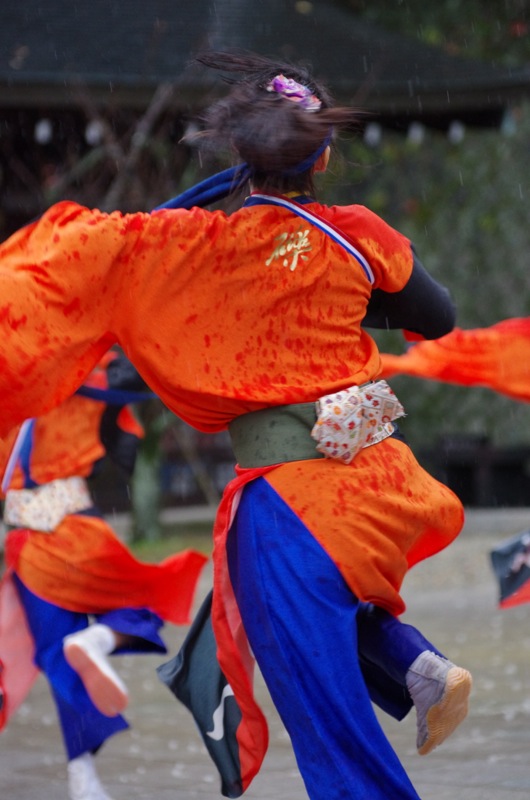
[0,51,471,800]
[0,352,207,800]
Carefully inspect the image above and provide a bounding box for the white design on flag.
[206,684,236,741]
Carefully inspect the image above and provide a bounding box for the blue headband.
[280,133,332,177]
[154,135,332,212]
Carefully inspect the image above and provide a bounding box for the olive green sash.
[228,403,324,468]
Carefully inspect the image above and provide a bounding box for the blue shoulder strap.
[75,385,156,404]
[154,165,251,211]
[246,193,375,284]
[1,418,37,491]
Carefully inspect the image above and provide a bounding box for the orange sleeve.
[326,204,413,292]
[0,201,205,438]
[0,203,123,436]
[379,319,530,403]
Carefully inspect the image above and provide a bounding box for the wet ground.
[3,508,530,799]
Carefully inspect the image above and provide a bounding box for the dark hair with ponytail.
[193,51,364,197]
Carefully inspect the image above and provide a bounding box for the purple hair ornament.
[265,74,322,112]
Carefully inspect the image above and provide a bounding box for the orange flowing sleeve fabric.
[379,318,530,403]
[0,201,205,436]
[0,353,138,490]
[4,520,207,626]
[0,203,126,435]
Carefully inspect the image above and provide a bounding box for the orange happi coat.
[0,355,115,488]
[0,199,463,616]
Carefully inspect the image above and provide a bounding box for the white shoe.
[64,625,128,717]
[406,651,472,755]
[67,753,115,800]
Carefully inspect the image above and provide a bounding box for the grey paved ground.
[3,508,530,799]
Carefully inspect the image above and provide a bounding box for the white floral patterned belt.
[228,379,405,468]
[3,476,93,532]
[311,379,405,464]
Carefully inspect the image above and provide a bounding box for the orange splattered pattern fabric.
[264,437,463,616]
[0,199,462,613]
[4,520,206,626]
[379,318,530,403]
[0,200,412,436]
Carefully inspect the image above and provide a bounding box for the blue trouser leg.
[97,607,166,654]
[357,603,445,721]
[13,575,165,760]
[13,575,128,760]
[227,478,422,800]
[359,652,412,720]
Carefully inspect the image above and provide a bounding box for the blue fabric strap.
[18,418,37,487]
[75,385,156,405]
[1,418,35,492]
[3,419,38,489]
[154,165,251,211]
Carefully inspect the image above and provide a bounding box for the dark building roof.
[3,0,530,129]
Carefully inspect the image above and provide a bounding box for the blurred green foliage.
[333,0,530,66]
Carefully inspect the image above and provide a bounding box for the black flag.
[157,590,244,798]
[490,529,530,608]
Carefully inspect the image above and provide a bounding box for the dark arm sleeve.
[105,354,149,393]
[100,355,147,475]
[362,248,456,339]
